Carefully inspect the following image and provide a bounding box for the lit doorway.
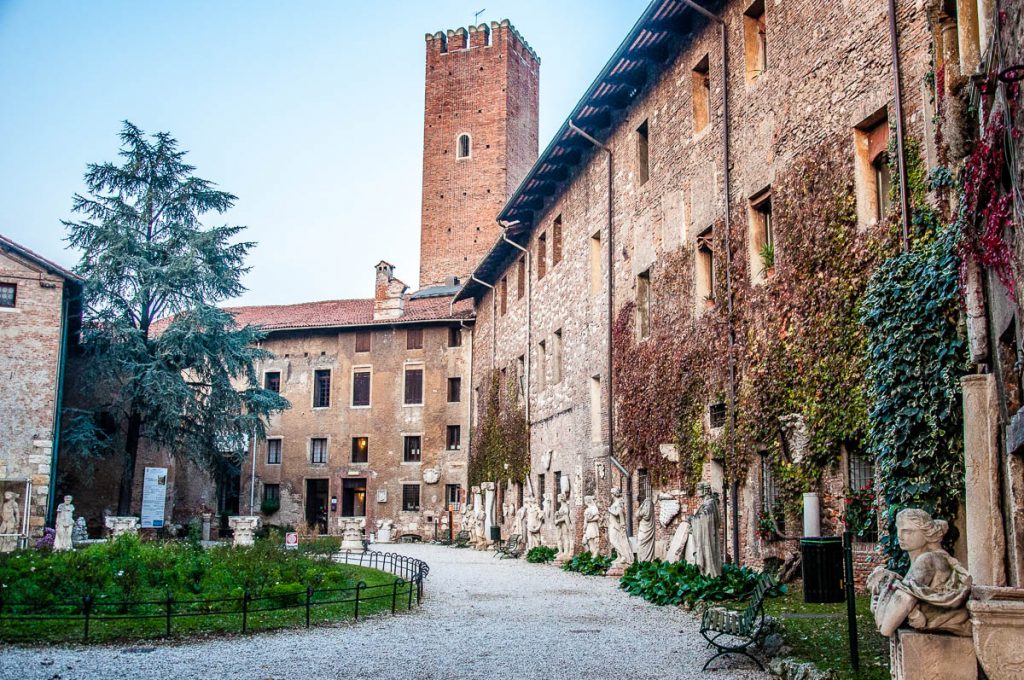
[342,478,366,517]
[305,478,329,533]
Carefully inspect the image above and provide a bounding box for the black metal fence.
[0,550,429,643]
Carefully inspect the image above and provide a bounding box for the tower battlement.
[424,20,540,64]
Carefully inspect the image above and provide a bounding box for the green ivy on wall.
[469,370,530,487]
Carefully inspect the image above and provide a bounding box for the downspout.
[498,221,531,423]
[568,119,632,536]
[46,286,72,525]
[470,275,497,369]
[680,0,739,563]
[888,0,912,251]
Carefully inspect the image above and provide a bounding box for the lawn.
[764,582,889,680]
[0,535,415,643]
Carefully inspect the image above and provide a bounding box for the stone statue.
[867,508,972,637]
[606,488,634,566]
[72,517,89,545]
[526,496,545,549]
[582,496,601,554]
[516,498,528,540]
[554,492,573,558]
[690,483,722,577]
[473,503,488,549]
[0,491,20,552]
[637,495,656,562]
[54,495,75,551]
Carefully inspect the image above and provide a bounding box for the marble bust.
[867,508,972,637]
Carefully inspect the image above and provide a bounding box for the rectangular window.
[590,375,602,443]
[310,438,328,464]
[351,436,368,463]
[445,483,461,508]
[637,270,651,339]
[402,484,421,512]
[516,355,526,400]
[637,468,651,504]
[636,120,650,185]
[517,257,526,299]
[743,0,767,82]
[313,370,331,408]
[264,371,281,393]
[448,326,462,347]
[264,483,280,502]
[696,227,715,313]
[709,402,727,429]
[447,425,461,450]
[590,232,602,294]
[267,439,282,465]
[500,276,508,315]
[537,339,547,392]
[352,370,371,407]
[538,473,546,504]
[552,215,563,265]
[355,331,371,353]
[404,367,424,405]
[447,377,461,402]
[404,435,422,462]
[693,55,711,134]
[552,329,563,385]
[554,470,562,499]
[407,328,423,350]
[537,233,547,279]
[749,190,774,285]
[0,283,15,308]
[848,449,878,542]
[855,111,891,229]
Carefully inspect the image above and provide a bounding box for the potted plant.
[703,293,716,309]
[759,241,775,279]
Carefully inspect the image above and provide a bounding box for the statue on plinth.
[606,488,633,566]
[554,492,573,558]
[582,496,601,555]
[867,508,972,637]
[54,495,75,551]
[526,496,544,550]
[637,495,656,562]
[0,491,20,552]
[690,483,721,577]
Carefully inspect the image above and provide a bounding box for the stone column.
[961,374,1007,586]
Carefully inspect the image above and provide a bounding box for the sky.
[0,0,648,306]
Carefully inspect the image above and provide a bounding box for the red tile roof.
[0,233,82,282]
[155,295,473,334]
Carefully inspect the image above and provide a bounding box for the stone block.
[890,630,977,680]
[968,587,1024,680]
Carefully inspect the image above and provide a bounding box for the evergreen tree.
[63,122,289,515]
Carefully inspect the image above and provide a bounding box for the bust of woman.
[867,508,972,637]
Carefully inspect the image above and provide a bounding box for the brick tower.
[419,20,540,288]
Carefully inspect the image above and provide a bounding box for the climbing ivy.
[468,370,529,487]
[861,222,968,568]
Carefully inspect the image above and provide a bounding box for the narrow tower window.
[457,133,471,159]
[693,56,711,134]
[636,120,650,185]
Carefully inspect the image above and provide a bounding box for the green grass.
[0,536,416,644]
[763,583,889,680]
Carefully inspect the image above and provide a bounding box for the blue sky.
[0,0,648,305]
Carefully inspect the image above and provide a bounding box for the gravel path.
[0,544,768,679]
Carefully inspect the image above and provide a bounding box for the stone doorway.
[342,478,367,517]
[305,478,329,533]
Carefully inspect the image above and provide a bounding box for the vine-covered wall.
[468,370,529,487]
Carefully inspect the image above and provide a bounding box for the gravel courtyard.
[0,543,768,680]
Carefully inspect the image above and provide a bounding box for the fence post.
[305,586,312,628]
[165,594,173,637]
[391,579,399,615]
[354,581,364,621]
[242,590,250,634]
[82,595,93,643]
[407,578,414,609]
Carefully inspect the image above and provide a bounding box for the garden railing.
[0,549,429,643]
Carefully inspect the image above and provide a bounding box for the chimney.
[374,261,407,320]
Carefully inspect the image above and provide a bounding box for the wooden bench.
[452,530,471,548]
[494,534,523,559]
[699,573,775,671]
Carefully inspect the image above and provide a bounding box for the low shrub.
[260,497,281,515]
[300,536,342,558]
[526,546,557,563]
[561,551,615,575]
[619,559,785,607]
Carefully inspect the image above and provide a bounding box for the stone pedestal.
[890,630,977,680]
[201,512,212,542]
[968,586,1024,680]
[104,516,140,540]
[339,519,364,552]
[227,516,260,547]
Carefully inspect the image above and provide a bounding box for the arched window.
[457,133,471,159]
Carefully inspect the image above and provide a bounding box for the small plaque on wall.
[376,488,388,503]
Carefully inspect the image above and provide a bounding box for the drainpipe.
[46,286,72,525]
[568,119,632,536]
[498,220,531,423]
[470,275,497,368]
[679,0,739,563]
[887,0,912,251]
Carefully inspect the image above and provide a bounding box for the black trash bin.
[490,526,501,543]
[800,536,844,603]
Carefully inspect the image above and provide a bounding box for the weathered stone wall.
[0,249,72,536]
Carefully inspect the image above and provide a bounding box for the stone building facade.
[0,234,80,541]
[458,0,935,577]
